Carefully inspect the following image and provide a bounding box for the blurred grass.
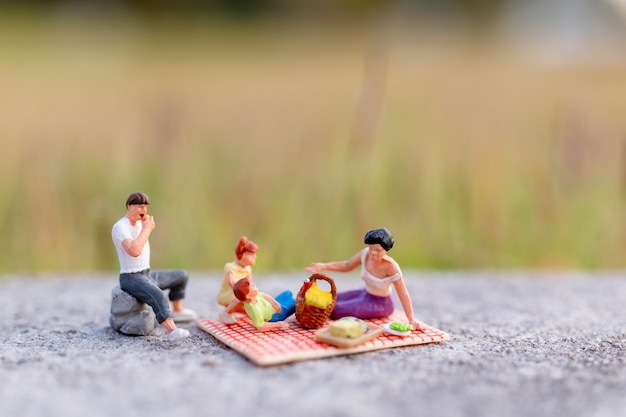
[1,14,626,273]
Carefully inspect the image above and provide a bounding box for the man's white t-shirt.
[112,216,150,273]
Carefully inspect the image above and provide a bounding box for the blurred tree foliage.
[3,0,509,26]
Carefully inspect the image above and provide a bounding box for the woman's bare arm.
[305,250,362,274]
[393,279,424,330]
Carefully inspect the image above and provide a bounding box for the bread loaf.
[329,318,367,338]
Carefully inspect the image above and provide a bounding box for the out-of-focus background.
[1,0,626,273]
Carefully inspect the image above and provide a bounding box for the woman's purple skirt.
[330,288,395,320]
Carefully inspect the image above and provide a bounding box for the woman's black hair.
[126,191,150,207]
[363,228,394,251]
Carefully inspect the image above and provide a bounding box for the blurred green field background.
[2,6,626,273]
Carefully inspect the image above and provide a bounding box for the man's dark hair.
[364,228,394,251]
[126,192,150,207]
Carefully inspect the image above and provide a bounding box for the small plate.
[315,322,383,348]
[383,323,412,337]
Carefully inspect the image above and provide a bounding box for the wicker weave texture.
[295,273,337,329]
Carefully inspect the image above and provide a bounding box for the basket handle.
[308,273,337,299]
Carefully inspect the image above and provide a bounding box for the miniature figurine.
[217,236,259,312]
[112,191,197,342]
[305,227,423,330]
[218,236,295,323]
[222,278,290,332]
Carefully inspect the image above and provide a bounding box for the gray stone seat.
[109,285,160,336]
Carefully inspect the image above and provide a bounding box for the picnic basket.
[295,273,337,329]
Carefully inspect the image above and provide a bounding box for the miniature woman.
[222,278,290,332]
[217,236,258,311]
[218,236,295,323]
[305,228,423,330]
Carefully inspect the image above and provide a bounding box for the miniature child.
[218,236,295,323]
[305,228,423,330]
[112,191,197,342]
[222,278,290,332]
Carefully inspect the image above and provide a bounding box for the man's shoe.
[172,308,197,323]
[168,328,190,342]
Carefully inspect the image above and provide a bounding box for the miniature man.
[112,191,197,342]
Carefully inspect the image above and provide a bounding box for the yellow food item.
[329,319,366,338]
[304,282,333,309]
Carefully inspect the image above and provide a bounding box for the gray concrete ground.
[1,271,625,417]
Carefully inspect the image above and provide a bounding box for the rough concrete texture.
[1,271,625,417]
